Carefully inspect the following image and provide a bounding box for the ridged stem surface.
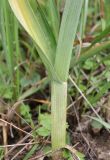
[51,81,67,150]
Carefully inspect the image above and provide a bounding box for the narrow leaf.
[8,0,61,81]
[8,0,56,65]
[75,41,110,65]
[88,116,110,130]
[55,0,83,81]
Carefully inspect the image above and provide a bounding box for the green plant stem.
[14,18,20,99]
[51,81,67,150]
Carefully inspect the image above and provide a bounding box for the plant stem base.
[51,81,67,150]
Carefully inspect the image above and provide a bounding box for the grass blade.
[8,0,56,65]
[91,25,110,46]
[75,41,110,65]
[54,0,83,81]
[1,0,14,77]
[88,116,110,130]
[36,0,60,41]
[44,0,60,41]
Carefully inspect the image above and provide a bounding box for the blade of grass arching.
[8,0,56,64]
[80,25,110,54]
[87,116,110,130]
[91,25,110,46]
[74,41,110,65]
[54,0,83,81]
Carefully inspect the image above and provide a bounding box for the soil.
[72,129,110,160]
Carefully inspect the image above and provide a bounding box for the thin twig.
[11,139,34,160]
[67,95,82,110]
[5,132,32,157]
[11,145,27,160]
[0,119,33,137]
[0,142,39,148]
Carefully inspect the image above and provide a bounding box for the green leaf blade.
[8,0,56,67]
[55,0,83,81]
